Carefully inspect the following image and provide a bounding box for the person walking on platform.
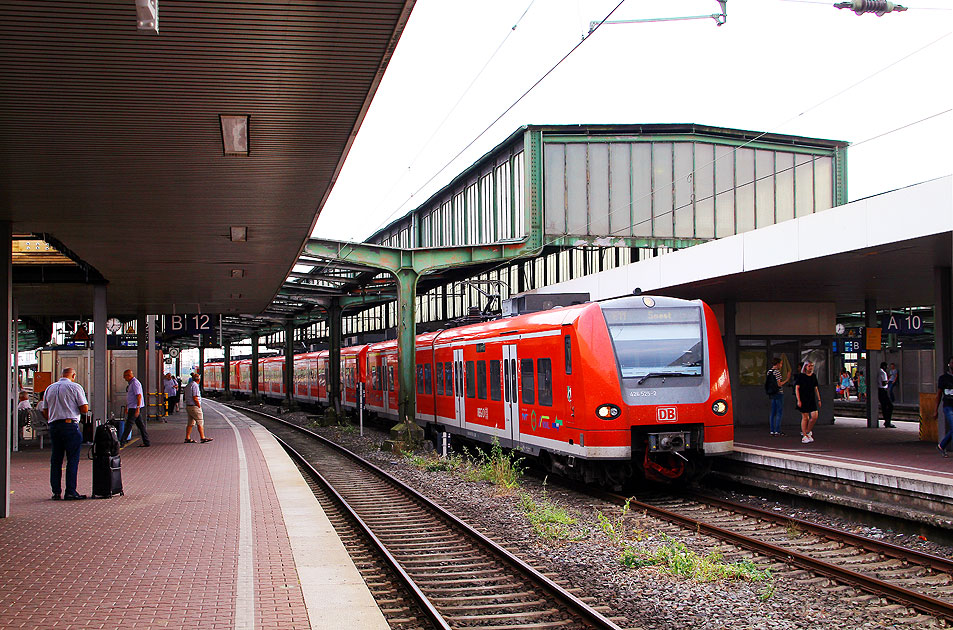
[795,361,821,444]
[888,362,900,403]
[162,373,177,417]
[937,357,953,458]
[40,368,89,500]
[765,357,788,436]
[878,362,895,428]
[184,373,212,444]
[857,369,867,402]
[121,370,151,447]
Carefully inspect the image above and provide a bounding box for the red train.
[204,295,733,484]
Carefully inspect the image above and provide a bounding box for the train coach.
[204,294,732,484]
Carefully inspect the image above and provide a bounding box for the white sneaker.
[802,435,811,443]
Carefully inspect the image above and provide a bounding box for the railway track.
[601,488,953,625]
[230,404,628,630]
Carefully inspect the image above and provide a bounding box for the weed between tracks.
[404,438,524,491]
[597,502,775,595]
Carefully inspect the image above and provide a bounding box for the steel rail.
[229,403,623,630]
[272,433,451,630]
[685,490,953,574]
[591,488,953,624]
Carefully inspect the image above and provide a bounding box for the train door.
[381,356,390,415]
[453,348,465,426]
[503,344,520,443]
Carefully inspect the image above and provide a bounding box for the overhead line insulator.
[833,0,908,16]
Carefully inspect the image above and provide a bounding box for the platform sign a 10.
[882,312,924,335]
[162,314,220,336]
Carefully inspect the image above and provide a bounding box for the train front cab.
[592,296,733,482]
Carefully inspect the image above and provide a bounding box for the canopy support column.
[251,334,259,401]
[328,298,342,414]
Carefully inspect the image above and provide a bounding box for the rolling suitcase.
[90,423,123,498]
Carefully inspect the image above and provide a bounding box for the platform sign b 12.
[162,314,220,336]
[882,313,924,335]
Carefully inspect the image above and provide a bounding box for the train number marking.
[656,407,678,423]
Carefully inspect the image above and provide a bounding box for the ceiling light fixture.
[136,0,158,33]
[230,226,247,242]
[220,115,250,156]
[231,269,245,278]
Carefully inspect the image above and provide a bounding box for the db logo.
[656,407,678,423]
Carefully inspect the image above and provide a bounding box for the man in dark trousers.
[937,357,953,457]
[40,367,89,500]
[878,361,895,428]
[121,369,151,447]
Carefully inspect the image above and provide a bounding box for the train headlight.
[596,404,621,419]
[642,297,656,308]
[711,399,728,416]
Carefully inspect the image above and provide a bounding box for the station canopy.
[0,1,414,336]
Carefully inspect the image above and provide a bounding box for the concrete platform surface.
[733,416,953,482]
[720,417,953,528]
[0,400,387,630]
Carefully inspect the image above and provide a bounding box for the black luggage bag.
[90,423,123,498]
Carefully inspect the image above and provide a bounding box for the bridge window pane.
[736,148,755,233]
[673,143,694,238]
[695,143,715,238]
[795,154,814,217]
[755,150,776,228]
[652,143,673,237]
[776,152,795,222]
[814,157,833,211]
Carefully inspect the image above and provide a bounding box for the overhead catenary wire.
[369,0,629,236]
[367,0,540,233]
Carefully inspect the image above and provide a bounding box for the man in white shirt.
[121,370,151,447]
[162,373,178,416]
[878,362,895,428]
[40,368,89,500]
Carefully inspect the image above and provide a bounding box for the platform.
[0,400,387,630]
[712,416,953,530]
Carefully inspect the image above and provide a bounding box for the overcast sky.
[314,0,951,243]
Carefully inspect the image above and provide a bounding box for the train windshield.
[602,305,703,380]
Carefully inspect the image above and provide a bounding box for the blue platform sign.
[882,313,924,335]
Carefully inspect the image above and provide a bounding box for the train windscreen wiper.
[636,372,697,385]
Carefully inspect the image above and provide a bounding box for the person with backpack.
[765,357,788,436]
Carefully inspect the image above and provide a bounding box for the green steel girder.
[545,236,708,249]
[305,235,543,428]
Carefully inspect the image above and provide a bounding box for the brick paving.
[0,408,311,629]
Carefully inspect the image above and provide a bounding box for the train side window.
[390,366,396,391]
[465,361,475,398]
[564,335,572,374]
[510,359,518,402]
[445,362,454,396]
[476,360,487,400]
[424,364,432,394]
[537,358,553,406]
[436,362,444,395]
[416,365,424,393]
[520,358,535,405]
[490,360,501,401]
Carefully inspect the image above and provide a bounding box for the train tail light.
[711,399,728,416]
[596,404,621,419]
